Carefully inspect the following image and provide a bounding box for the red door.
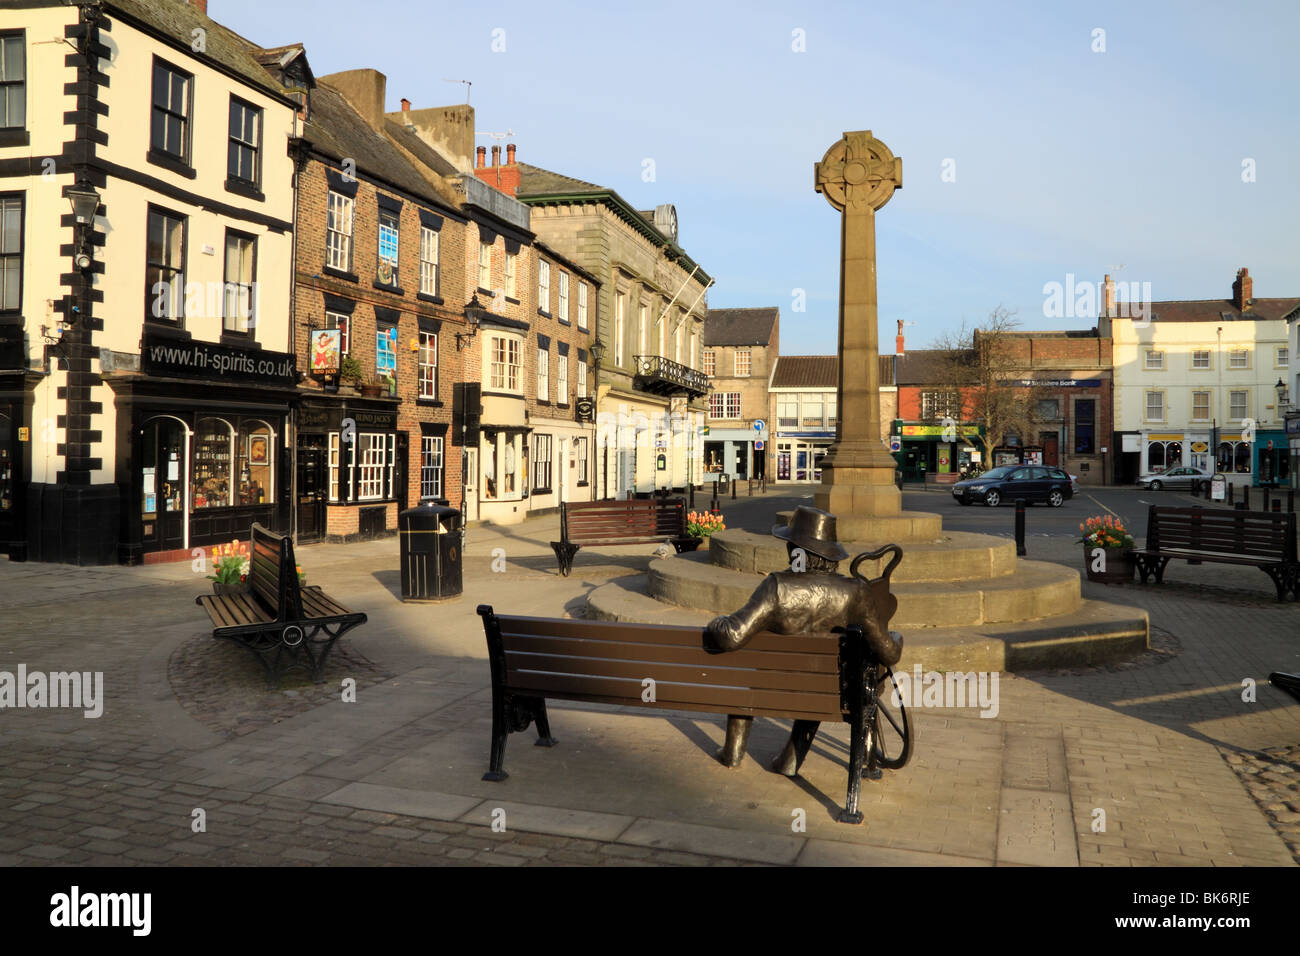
[1041,433,1059,467]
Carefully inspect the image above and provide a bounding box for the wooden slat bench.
[476,597,905,824]
[550,497,697,575]
[1132,505,1299,600]
[195,523,368,686]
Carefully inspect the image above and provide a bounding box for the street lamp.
[456,292,483,350]
[66,182,100,273]
[1276,378,1289,415]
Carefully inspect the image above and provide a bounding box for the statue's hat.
[772,506,849,562]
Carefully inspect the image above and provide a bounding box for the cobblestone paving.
[1222,744,1300,864]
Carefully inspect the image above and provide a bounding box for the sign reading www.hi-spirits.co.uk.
[141,332,298,387]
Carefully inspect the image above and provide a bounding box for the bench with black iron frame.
[195,523,368,687]
[550,497,698,576]
[1132,505,1299,600]
[476,544,911,824]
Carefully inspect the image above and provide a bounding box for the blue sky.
[217,0,1300,354]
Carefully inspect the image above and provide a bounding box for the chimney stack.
[1102,274,1115,316]
[506,143,516,165]
[895,319,905,356]
[475,146,486,169]
[400,98,410,112]
[491,145,501,167]
[1233,267,1252,310]
[188,0,208,14]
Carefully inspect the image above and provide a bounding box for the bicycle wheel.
[866,666,912,772]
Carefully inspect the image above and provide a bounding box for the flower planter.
[1082,545,1134,584]
[671,536,703,553]
[359,384,385,398]
[212,581,247,596]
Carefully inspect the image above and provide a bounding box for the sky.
[214,0,1300,355]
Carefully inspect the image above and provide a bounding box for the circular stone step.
[586,575,1147,672]
[773,509,944,543]
[708,529,1018,583]
[646,552,1081,627]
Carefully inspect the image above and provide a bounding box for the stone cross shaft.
[813,130,903,520]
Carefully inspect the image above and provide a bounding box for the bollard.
[1273,499,1282,513]
[748,478,754,497]
[1228,483,1234,505]
[1014,498,1027,556]
[688,483,695,509]
[1264,487,1271,512]
[1289,489,1294,513]
[1243,485,1250,510]
[732,477,737,500]
[1188,504,1203,564]
[1235,501,1247,510]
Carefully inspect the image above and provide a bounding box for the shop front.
[296,397,403,542]
[1253,431,1289,487]
[0,319,37,559]
[895,422,983,481]
[704,426,754,479]
[108,333,299,564]
[774,431,834,482]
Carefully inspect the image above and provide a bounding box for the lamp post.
[1276,378,1288,417]
[589,338,606,499]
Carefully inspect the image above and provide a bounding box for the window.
[777,395,797,428]
[0,195,21,312]
[478,241,491,290]
[1229,390,1249,420]
[921,391,958,419]
[1192,391,1210,420]
[1074,399,1095,454]
[1217,440,1252,474]
[577,359,588,398]
[537,345,549,400]
[826,393,837,426]
[377,211,398,285]
[0,33,24,130]
[801,394,824,427]
[1278,347,1289,368]
[326,310,350,355]
[575,437,588,484]
[709,392,741,420]
[376,324,397,396]
[328,433,340,500]
[557,353,568,404]
[577,282,588,330]
[1036,399,1060,419]
[615,293,626,366]
[482,429,526,499]
[151,60,191,162]
[1145,390,1164,421]
[418,331,437,399]
[538,260,550,312]
[1192,350,1211,369]
[227,97,261,184]
[735,348,752,376]
[504,250,516,298]
[702,349,716,376]
[420,226,439,296]
[192,417,234,510]
[558,272,569,320]
[1229,349,1249,369]
[355,433,389,500]
[533,433,553,491]
[237,421,274,505]
[420,436,444,499]
[146,207,185,324]
[326,192,353,272]
[222,232,255,334]
[1144,349,1164,370]
[1148,440,1182,472]
[490,335,521,391]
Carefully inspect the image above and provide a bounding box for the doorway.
[461,447,478,520]
[0,411,17,551]
[1040,432,1059,467]
[296,436,327,542]
[141,417,187,552]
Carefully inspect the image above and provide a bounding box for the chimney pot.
[401,98,410,112]
[476,146,486,169]
[491,145,501,167]
[506,143,516,165]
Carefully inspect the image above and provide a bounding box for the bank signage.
[1010,378,1103,388]
[142,333,298,387]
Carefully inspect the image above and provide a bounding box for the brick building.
[701,307,778,480]
[287,69,471,542]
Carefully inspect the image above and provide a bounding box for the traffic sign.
[753,420,766,432]
[754,440,765,451]
[889,437,901,452]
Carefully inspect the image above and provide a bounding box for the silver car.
[1136,467,1211,492]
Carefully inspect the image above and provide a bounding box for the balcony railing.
[632,354,708,398]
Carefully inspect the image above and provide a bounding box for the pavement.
[0,484,1297,867]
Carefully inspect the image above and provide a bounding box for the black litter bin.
[399,502,462,601]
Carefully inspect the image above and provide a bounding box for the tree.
[923,307,1043,466]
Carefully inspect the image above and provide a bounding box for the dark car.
[951,464,1075,507]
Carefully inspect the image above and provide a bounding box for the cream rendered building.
[1101,270,1298,487]
[0,0,298,563]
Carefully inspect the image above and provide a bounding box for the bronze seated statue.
[704,505,903,774]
